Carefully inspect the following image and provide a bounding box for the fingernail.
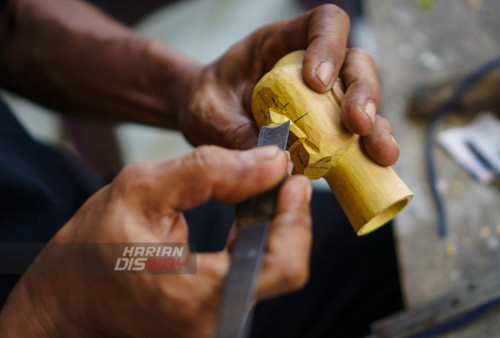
[363,101,377,126]
[390,134,400,150]
[252,146,281,162]
[315,61,335,89]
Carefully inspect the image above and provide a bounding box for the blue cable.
[424,55,500,238]
[412,295,500,337]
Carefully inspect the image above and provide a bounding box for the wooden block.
[252,50,413,235]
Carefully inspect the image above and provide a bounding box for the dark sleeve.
[0,98,100,306]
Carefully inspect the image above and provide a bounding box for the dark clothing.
[0,99,403,336]
[0,100,99,243]
[187,195,403,338]
[0,99,99,305]
[251,194,403,338]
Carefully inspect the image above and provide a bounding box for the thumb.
[144,145,288,212]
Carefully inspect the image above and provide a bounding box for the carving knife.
[215,120,290,338]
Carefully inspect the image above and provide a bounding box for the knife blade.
[215,120,290,338]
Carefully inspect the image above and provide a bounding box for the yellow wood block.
[252,50,413,235]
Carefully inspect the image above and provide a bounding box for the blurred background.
[3,0,500,336]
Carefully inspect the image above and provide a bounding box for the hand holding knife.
[215,120,291,338]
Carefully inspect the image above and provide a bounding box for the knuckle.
[223,121,256,149]
[348,78,364,92]
[189,145,222,176]
[364,135,399,167]
[345,104,371,135]
[343,73,381,108]
[365,132,384,152]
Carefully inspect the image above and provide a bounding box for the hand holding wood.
[251,50,413,235]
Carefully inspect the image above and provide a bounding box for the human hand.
[179,4,399,166]
[0,146,312,337]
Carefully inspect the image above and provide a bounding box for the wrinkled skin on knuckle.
[355,81,380,108]
[189,145,220,176]
[183,84,220,145]
[188,145,255,202]
[343,48,381,105]
[186,145,227,197]
[342,101,371,135]
[364,134,387,157]
[222,120,257,149]
[182,67,227,146]
[183,70,255,149]
[364,117,399,166]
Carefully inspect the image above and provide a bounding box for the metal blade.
[257,121,290,148]
[215,120,290,338]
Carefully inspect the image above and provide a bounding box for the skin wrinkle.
[0,2,400,336]
[176,5,395,158]
[223,120,256,149]
[1,147,308,336]
[0,0,198,129]
[344,100,372,136]
[363,117,400,166]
